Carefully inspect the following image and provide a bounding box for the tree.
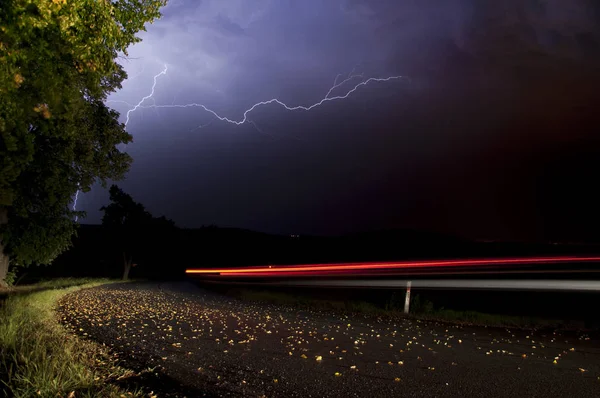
[0,0,167,285]
[101,185,175,280]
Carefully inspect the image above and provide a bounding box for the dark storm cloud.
[215,15,246,36]
[78,0,600,242]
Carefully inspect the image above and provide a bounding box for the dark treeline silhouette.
[17,222,600,282]
[100,185,177,280]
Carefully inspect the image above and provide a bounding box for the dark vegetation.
[100,185,177,281]
[11,183,599,329]
[0,280,143,398]
[16,223,600,283]
[0,0,166,286]
[212,286,600,331]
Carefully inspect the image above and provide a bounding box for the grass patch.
[225,288,568,329]
[0,279,147,398]
[1,277,103,294]
[229,288,388,315]
[406,295,566,329]
[414,307,561,328]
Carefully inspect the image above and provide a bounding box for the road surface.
[58,282,600,397]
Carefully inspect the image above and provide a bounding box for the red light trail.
[185,256,600,277]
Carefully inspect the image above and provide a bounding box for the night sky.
[78,0,600,242]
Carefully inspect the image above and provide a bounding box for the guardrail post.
[404,281,411,314]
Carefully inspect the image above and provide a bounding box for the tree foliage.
[101,185,154,228]
[0,0,166,277]
[100,185,175,279]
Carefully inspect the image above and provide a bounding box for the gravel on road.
[58,282,600,397]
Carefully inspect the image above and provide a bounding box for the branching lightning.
[123,65,168,126]
[73,65,168,219]
[73,63,407,218]
[138,74,406,126]
[325,70,363,99]
[247,119,278,140]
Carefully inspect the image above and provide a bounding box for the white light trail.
[272,279,600,292]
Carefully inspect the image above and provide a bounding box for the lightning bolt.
[73,189,80,222]
[172,69,400,140]
[138,74,406,126]
[123,65,168,126]
[73,64,407,219]
[72,65,169,220]
[325,69,363,99]
[190,120,213,132]
[247,119,278,140]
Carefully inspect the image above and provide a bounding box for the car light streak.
[215,268,600,278]
[185,256,600,276]
[270,279,600,291]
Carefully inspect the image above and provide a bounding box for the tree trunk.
[0,207,9,287]
[122,252,132,281]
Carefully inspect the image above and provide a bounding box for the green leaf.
[0,0,166,274]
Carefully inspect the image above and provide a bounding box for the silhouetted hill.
[16,224,600,282]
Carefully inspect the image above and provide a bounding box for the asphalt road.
[58,282,600,397]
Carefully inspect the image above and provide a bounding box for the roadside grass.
[227,288,567,329]
[413,307,561,328]
[1,278,103,296]
[0,279,147,398]
[403,294,566,328]
[230,288,389,315]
